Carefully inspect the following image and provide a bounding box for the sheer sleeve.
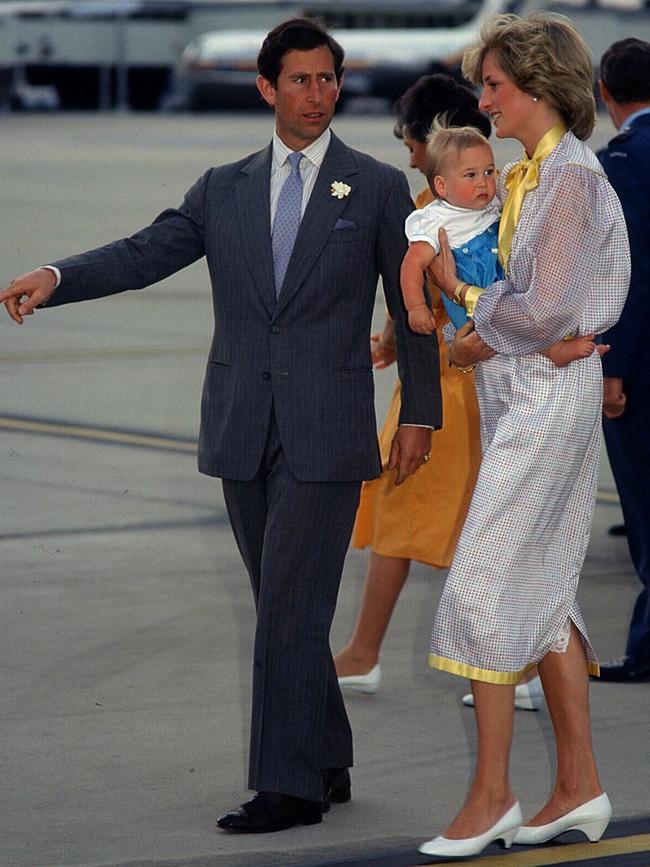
[473,164,630,355]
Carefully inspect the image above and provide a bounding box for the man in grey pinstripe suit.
[1,18,441,833]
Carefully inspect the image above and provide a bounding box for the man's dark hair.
[257,18,345,87]
[601,38,650,104]
[393,73,491,142]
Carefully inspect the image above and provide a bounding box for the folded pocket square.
[334,218,357,230]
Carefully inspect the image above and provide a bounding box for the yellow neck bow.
[498,122,567,272]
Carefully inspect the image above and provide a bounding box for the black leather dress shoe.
[322,767,351,812]
[216,791,322,833]
[597,657,650,682]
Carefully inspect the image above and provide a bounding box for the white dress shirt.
[270,128,331,226]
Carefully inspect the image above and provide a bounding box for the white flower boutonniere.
[330,181,352,199]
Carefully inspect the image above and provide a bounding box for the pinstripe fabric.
[46,131,442,801]
[49,133,442,482]
[222,410,360,800]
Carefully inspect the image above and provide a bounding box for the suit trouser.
[603,371,650,662]
[221,411,360,802]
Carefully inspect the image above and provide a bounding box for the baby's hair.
[425,116,492,194]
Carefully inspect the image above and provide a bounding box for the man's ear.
[598,78,610,105]
[335,71,344,103]
[433,175,446,199]
[256,75,276,108]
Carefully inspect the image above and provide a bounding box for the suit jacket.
[598,113,650,380]
[48,132,442,481]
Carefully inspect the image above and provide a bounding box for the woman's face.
[402,131,429,174]
[479,52,536,144]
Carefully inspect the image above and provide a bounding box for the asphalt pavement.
[2,113,648,867]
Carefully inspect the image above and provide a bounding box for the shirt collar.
[622,106,650,131]
[272,128,331,169]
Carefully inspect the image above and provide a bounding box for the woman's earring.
[532,96,539,102]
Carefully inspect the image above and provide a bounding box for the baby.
[400,123,596,366]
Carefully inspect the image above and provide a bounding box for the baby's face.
[435,143,497,210]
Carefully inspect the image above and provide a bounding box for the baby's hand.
[408,305,436,334]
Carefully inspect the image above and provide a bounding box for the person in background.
[596,38,650,683]
[334,75,485,697]
[335,76,561,713]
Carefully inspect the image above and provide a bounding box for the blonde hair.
[425,119,492,193]
[462,12,595,140]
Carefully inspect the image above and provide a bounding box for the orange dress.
[352,188,482,568]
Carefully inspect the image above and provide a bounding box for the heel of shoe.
[329,781,352,804]
[574,817,609,842]
[498,828,518,849]
[300,801,324,826]
[324,768,352,808]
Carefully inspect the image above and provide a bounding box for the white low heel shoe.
[514,793,612,845]
[418,801,522,858]
[462,675,544,711]
[337,664,381,694]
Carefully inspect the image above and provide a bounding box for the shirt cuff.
[40,265,61,288]
[399,423,436,430]
[464,285,484,318]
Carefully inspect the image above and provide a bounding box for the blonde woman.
[420,14,630,858]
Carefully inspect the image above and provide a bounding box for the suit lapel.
[235,143,276,316]
[275,134,359,316]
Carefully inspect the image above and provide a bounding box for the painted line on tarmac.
[2,345,206,364]
[0,414,622,506]
[0,515,227,542]
[402,834,650,867]
[0,415,197,453]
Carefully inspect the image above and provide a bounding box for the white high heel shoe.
[514,793,612,845]
[337,664,381,694]
[418,801,522,858]
[462,675,544,711]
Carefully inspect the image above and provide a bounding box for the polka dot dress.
[429,133,630,683]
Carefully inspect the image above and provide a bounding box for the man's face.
[257,45,342,150]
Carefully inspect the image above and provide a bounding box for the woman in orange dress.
[334,75,485,692]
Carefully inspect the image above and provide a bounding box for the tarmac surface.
[2,113,649,867]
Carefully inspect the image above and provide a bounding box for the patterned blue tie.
[272,152,304,297]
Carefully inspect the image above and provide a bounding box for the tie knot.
[288,152,303,172]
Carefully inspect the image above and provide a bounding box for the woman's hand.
[370,318,397,369]
[426,227,459,300]
[449,321,496,367]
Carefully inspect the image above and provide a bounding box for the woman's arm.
[472,165,630,355]
[371,317,396,369]
[448,320,497,367]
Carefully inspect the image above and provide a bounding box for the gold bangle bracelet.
[454,363,476,374]
[453,281,469,305]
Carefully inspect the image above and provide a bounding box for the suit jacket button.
[262,371,271,380]
[270,325,280,334]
